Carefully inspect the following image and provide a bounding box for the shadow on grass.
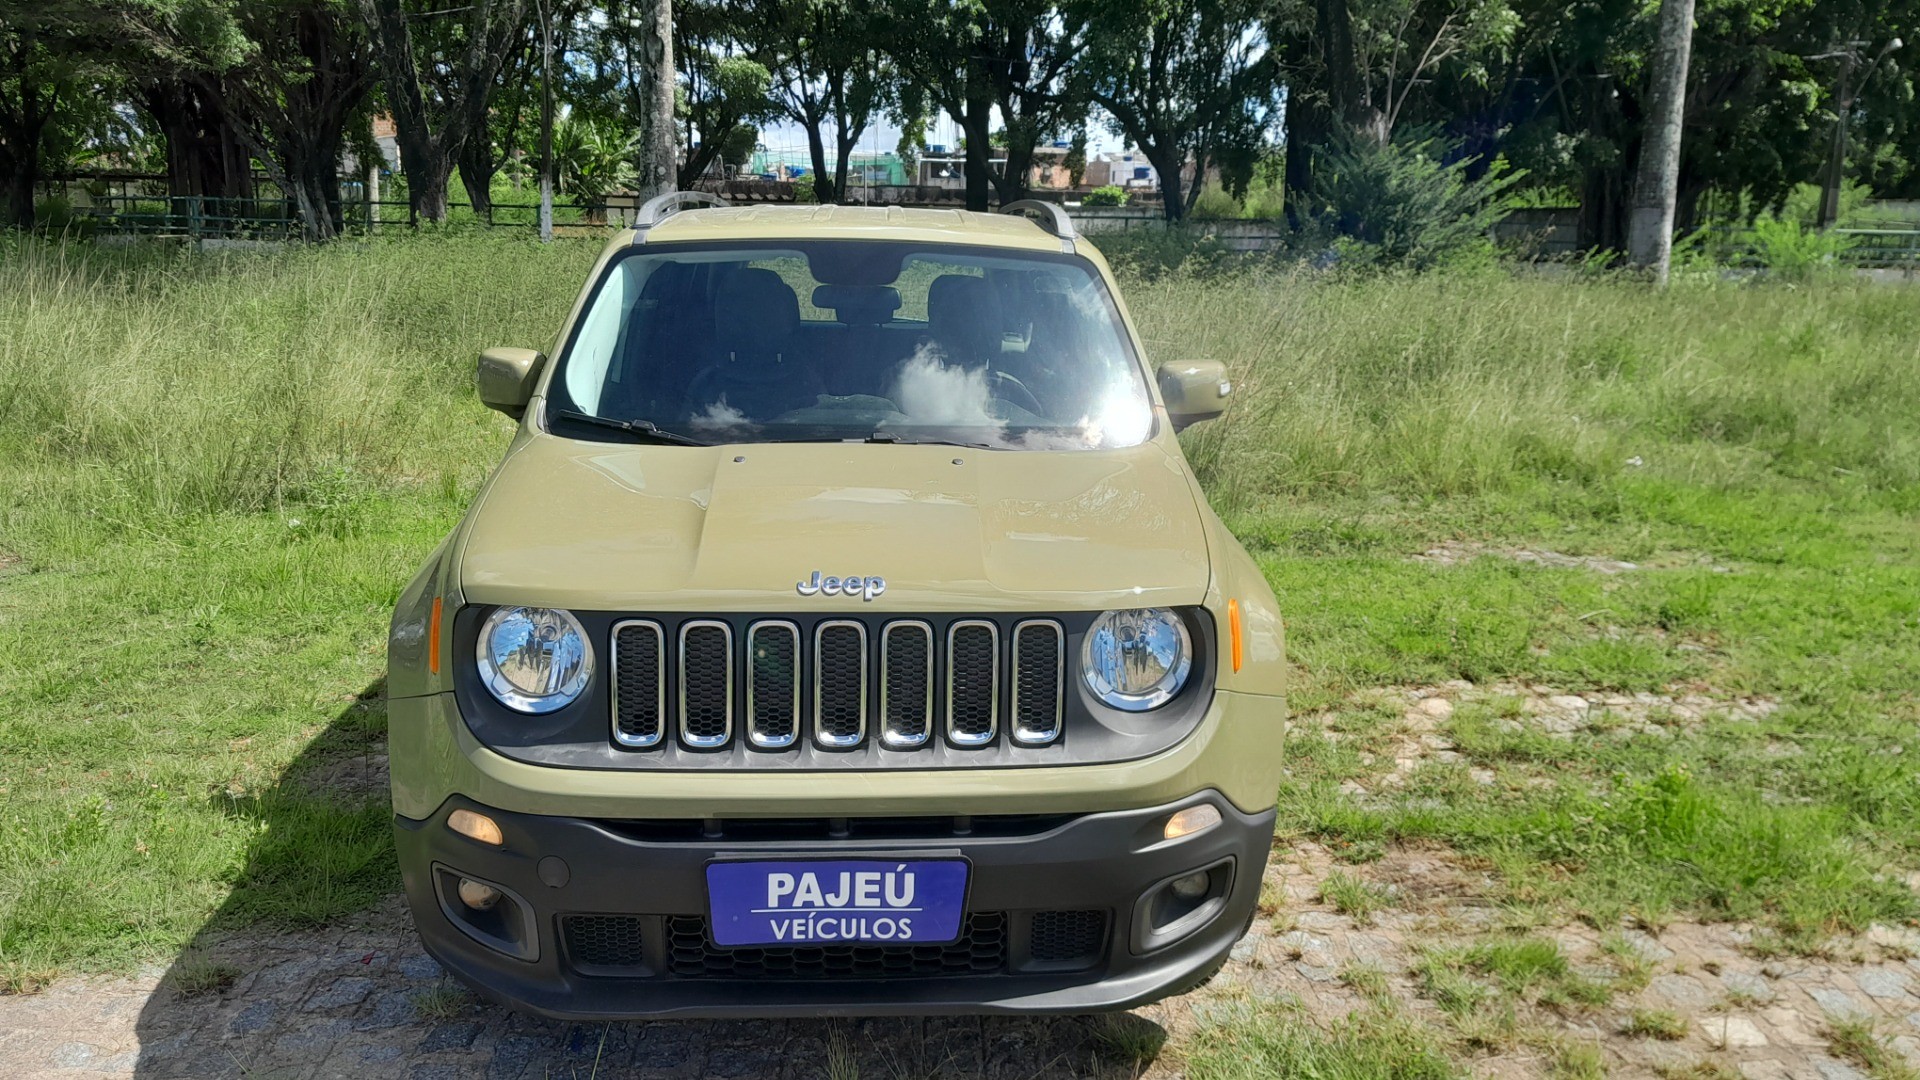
[133,681,1167,1079]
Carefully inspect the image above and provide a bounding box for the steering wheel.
[987,370,1044,416]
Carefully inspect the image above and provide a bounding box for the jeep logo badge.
[796,571,886,601]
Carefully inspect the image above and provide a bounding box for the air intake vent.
[678,621,733,748]
[946,620,999,746]
[562,914,648,972]
[813,621,868,748]
[1028,909,1107,966]
[880,621,934,748]
[1011,620,1065,745]
[746,621,800,748]
[612,620,665,748]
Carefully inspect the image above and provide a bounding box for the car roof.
[622,204,1068,253]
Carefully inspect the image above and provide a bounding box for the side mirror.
[477,347,547,419]
[1156,360,1232,431]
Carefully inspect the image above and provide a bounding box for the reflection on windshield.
[548,241,1154,450]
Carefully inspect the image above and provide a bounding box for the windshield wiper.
[550,409,708,447]
[863,432,1000,449]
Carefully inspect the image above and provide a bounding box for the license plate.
[705,859,969,947]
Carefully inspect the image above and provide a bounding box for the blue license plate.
[705,859,969,947]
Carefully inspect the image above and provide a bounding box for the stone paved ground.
[7,682,1920,1079]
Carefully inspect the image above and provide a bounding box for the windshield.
[545,240,1154,449]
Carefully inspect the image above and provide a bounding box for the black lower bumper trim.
[396,792,1274,1019]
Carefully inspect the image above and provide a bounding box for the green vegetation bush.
[1305,128,1520,270]
[1082,184,1129,207]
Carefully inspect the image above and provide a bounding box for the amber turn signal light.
[448,808,504,846]
[1163,804,1222,840]
[428,596,444,675]
[1227,598,1244,673]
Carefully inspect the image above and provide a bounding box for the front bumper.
[397,791,1274,1019]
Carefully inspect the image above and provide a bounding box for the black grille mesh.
[564,915,648,970]
[1013,623,1063,742]
[1029,909,1106,964]
[664,914,1007,979]
[681,624,731,744]
[882,625,932,744]
[748,624,798,744]
[948,624,997,740]
[614,623,662,745]
[815,624,866,742]
[613,617,1073,753]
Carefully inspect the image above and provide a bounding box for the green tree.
[884,0,1086,209]
[740,0,887,203]
[1073,0,1280,220]
[1,0,246,228]
[356,0,530,222]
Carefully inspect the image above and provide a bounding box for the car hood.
[458,433,1213,612]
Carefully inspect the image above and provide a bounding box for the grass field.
[1,234,1917,1069]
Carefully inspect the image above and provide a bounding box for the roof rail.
[632,190,728,241]
[998,200,1078,252]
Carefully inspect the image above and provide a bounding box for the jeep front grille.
[745,621,799,748]
[612,620,665,748]
[1011,620,1065,745]
[614,616,1068,754]
[678,621,733,748]
[946,620,999,746]
[880,621,933,748]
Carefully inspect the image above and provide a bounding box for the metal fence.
[41,178,1920,269]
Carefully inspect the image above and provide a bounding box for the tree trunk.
[634,0,677,200]
[1146,142,1186,222]
[995,129,1034,206]
[143,80,256,205]
[4,151,35,230]
[960,80,994,211]
[1580,163,1630,255]
[1315,0,1387,143]
[833,125,861,204]
[0,50,55,231]
[410,160,451,222]
[1283,93,1327,231]
[804,122,834,203]
[457,136,495,215]
[1626,0,1695,283]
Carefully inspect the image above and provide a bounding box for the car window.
[545,240,1154,450]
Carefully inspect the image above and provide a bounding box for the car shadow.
[132,680,1169,1079]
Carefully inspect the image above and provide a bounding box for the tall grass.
[1128,268,1920,511]
[1,235,1916,977]
[0,235,597,529]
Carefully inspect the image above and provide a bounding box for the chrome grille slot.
[611,620,665,748]
[678,621,733,749]
[1011,620,1065,745]
[880,621,934,748]
[813,621,868,748]
[946,620,999,746]
[746,621,800,748]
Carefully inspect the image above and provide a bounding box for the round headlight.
[1082,608,1192,711]
[476,607,593,714]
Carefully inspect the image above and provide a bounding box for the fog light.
[457,877,502,910]
[449,809,503,846]
[1170,871,1211,901]
[1163,804,1221,840]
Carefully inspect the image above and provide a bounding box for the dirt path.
[5,846,1918,1079]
